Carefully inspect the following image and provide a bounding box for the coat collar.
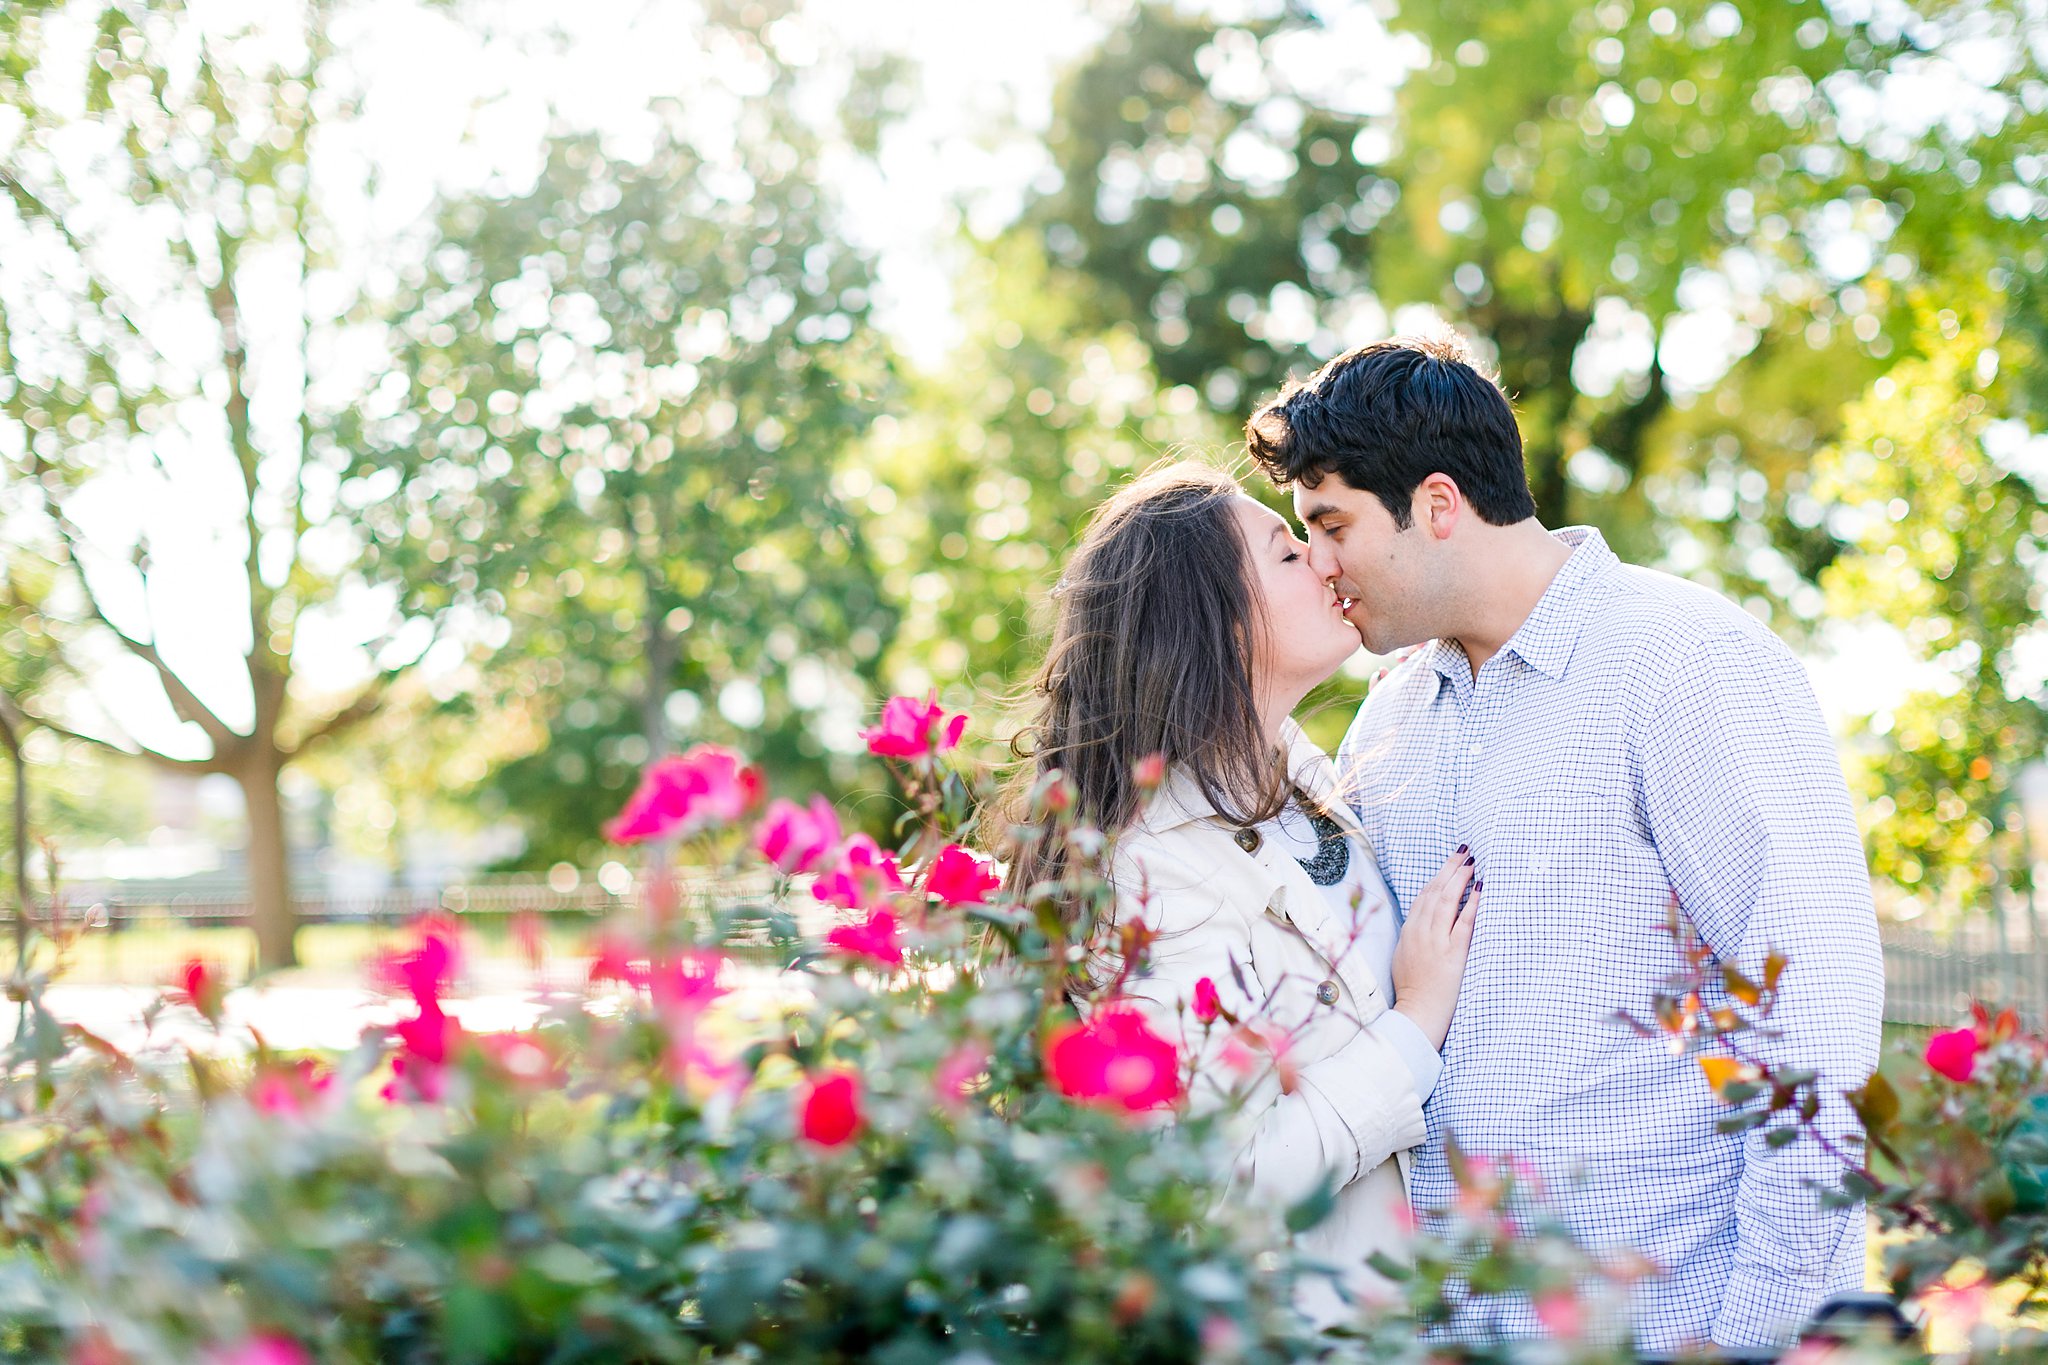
[1127,719,1387,1003]
[1134,718,1344,836]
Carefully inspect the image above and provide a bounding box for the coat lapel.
[1126,720,1394,1008]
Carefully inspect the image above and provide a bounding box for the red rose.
[1925,1027,1980,1083]
[1045,1005,1181,1112]
[798,1069,864,1147]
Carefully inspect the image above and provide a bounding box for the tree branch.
[282,672,398,757]
[30,484,243,755]
[8,702,220,776]
[0,164,180,375]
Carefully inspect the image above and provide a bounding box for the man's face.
[1293,475,1435,655]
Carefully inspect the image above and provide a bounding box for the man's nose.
[1306,534,1340,584]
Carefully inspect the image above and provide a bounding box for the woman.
[1007,461,1477,1326]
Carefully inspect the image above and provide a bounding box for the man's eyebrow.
[1299,502,1340,526]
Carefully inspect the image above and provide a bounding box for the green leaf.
[1364,1250,1414,1282]
[1848,1072,1900,1136]
[1285,1174,1340,1234]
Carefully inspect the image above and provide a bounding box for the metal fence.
[9,878,2048,1026]
[1878,921,2048,1026]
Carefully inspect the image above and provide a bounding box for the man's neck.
[1446,522,1577,676]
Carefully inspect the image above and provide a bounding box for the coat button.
[1315,980,1339,1006]
[1233,827,1261,853]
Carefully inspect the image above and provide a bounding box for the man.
[1244,334,1884,1352]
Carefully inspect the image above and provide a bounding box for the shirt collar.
[1424,525,1617,685]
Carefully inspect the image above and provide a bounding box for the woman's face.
[1231,496,1361,702]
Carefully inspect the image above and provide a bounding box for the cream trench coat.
[1101,720,1427,1327]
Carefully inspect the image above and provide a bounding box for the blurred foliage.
[340,11,903,867]
[1021,0,2048,918]
[1024,0,2048,580]
[5,0,2048,923]
[864,238,1233,720]
[1815,300,2048,918]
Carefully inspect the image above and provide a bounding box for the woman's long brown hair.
[1003,461,1289,904]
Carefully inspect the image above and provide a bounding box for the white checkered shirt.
[1337,527,1885,1353]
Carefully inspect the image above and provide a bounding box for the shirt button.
[1468,742,1482,756]
[1234,828,1262,854]
[1315,980,1340,1006]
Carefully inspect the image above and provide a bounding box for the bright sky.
[29,0,2034,763]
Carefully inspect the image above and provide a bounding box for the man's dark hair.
[1244,334,1536,528]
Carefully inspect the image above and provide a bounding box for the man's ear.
[1416,473,1461,541]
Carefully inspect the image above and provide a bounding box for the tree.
[1813,301,2048,920]
[863,237,1231,715]
[1023,0,2044,557]
[346,9,903,865]
[0,0,433,967]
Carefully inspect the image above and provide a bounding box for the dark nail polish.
[1456,843,1469,856]
[1464,854,1474,866]
[1474,880,1484,893]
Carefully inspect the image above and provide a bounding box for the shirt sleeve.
[1638,627,1886,1349]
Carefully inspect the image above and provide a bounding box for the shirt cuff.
[1375,1006,1443,1103]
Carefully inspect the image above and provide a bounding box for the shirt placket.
[1454,662,1509,860]
[1438,671,1476,874]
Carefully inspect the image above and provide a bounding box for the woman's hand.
[1390,845,1479,1050]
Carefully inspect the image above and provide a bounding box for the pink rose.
[811,834,906,912]
[206,1336,311,1365]
[935,1041,989,1110]
[375,915,461,1009]
[861,693,968,759]
[250,1059,334,1118]
[756,796,842,875]
[1191,977,1220,1024]
[645,950,728,1019]
[176,957,225,1021]
[926,843,1000,906]
[826,909,905,968]
[605,745,763,844]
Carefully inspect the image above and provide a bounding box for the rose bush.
[0,704,1332,1363]
[3,699,2047,1361]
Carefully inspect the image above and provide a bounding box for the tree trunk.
[238,758,298,970]
[641,562,678,760]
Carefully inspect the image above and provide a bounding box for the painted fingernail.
[1474,880,1484,893]
[1456,843,1469,856]
[1464,854,1474,866]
